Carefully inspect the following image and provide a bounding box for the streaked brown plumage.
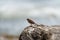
[27,18,35,24]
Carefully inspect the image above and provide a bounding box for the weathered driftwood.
[19,18,60,40]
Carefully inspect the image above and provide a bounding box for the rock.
[19,18,60,40]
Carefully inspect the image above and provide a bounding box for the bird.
[27,18,39,28]
[27,18,36,24]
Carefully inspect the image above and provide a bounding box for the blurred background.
[0,0,60,40]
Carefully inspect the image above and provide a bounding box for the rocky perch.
[19,18,60,40]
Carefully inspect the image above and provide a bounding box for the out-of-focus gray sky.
[0,0,60,36]
[0,0,60,18]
